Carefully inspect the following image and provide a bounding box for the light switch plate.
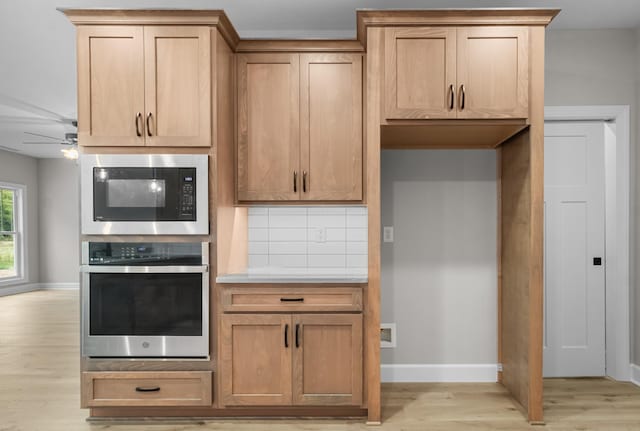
[383,226,394,243]
[311,227,326,242]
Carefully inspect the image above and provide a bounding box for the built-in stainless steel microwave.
[80,154,208,235]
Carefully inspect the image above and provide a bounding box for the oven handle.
[80,265,208,274]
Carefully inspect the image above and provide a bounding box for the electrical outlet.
[311,227,326,242]
[383,226,394,243]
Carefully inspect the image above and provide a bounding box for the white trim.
[40,282,79,290]
[0,283,40,297]
[544,105,631,381]
[631,364,640,387]
[381,364,498,383]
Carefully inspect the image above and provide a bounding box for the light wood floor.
[1,290,639,431]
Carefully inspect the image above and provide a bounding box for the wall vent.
[381,323,396,348]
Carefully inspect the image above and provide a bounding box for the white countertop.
[216,272,368,284]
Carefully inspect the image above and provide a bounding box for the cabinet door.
[456,27,529,119]
[144,26,211,147]
[385,27,457,120]
[300,54,363,201]
[292,314,362,406]
[220,314,292,406]
[77,26,145,146]
[237,54,300,201]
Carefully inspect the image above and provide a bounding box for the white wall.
[544,29,640,366]
[380,150,497,367]
[37,159,78,286]
[0,149,39,291]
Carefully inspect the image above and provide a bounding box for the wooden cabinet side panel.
[384,27,457,119]
[236,53,300,201]
[144,26,211,147]
[220,314,292,406]
[76,26,145,147]
[456,26,529,119]
[500,130,532,415]
[300,53,363,201]
[292,314,363,406]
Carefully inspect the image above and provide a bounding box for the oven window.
[89,273,203,336]
[107,179,166,208]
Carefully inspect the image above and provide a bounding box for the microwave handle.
[80,265,208,274]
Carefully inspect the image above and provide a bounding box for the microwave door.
[93,167,196,222]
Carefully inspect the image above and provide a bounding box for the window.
[0,183,24,283]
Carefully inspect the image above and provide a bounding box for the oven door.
[81,265,209,358]
[80,154,208,235]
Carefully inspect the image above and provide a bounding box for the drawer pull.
[280,297,304,302]
[135,386,161,393]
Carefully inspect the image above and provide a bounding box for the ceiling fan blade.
[24,131,62,141]
[22,141,64,145]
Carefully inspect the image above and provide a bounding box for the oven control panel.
[87,242,204,266]
[179,170,196,219]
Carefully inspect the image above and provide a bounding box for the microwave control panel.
[179,169,196,219]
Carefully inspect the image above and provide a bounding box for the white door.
[543,121,606,377]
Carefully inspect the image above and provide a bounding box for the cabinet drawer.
[222,287,363,312]
[81,371,212,407]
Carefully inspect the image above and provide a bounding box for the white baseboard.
[0,283,41,297]
[39,282,79,290]
[381,364,498,383]
[631,364,640,387]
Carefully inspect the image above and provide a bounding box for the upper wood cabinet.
[77,25,211,147]
[385,26,529,120]
[237,54,300,201]
[237,53,363,202]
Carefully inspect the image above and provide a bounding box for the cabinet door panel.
[456,27,529,119]
[292,314,362,406]
[220,314,292,406]
[385,27,456,119]
[301,54,362,201]
[237,54,300,201]
[77,26,144,146]
[144,26,211,147]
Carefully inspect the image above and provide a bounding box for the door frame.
[544,105,631,381]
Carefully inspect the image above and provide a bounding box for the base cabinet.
[220,313,362,406]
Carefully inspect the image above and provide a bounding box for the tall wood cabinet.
[77,25,211,147]
[385,26,529,120]
[237,53,363,201]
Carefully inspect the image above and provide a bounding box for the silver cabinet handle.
[146,112,153,137]
[449,84,455,110]
[135,112,142,137]
[460,85,466,110]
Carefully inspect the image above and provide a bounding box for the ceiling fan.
[23,130,79,159]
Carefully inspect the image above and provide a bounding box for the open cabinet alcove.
[361,10,558,424]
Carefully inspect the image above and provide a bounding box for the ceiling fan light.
[61,147,79,160]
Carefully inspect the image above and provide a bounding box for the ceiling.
[1,0,639,158]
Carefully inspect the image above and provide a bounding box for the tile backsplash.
[247,206,368,276]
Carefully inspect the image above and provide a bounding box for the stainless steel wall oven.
[81,241,209,358]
